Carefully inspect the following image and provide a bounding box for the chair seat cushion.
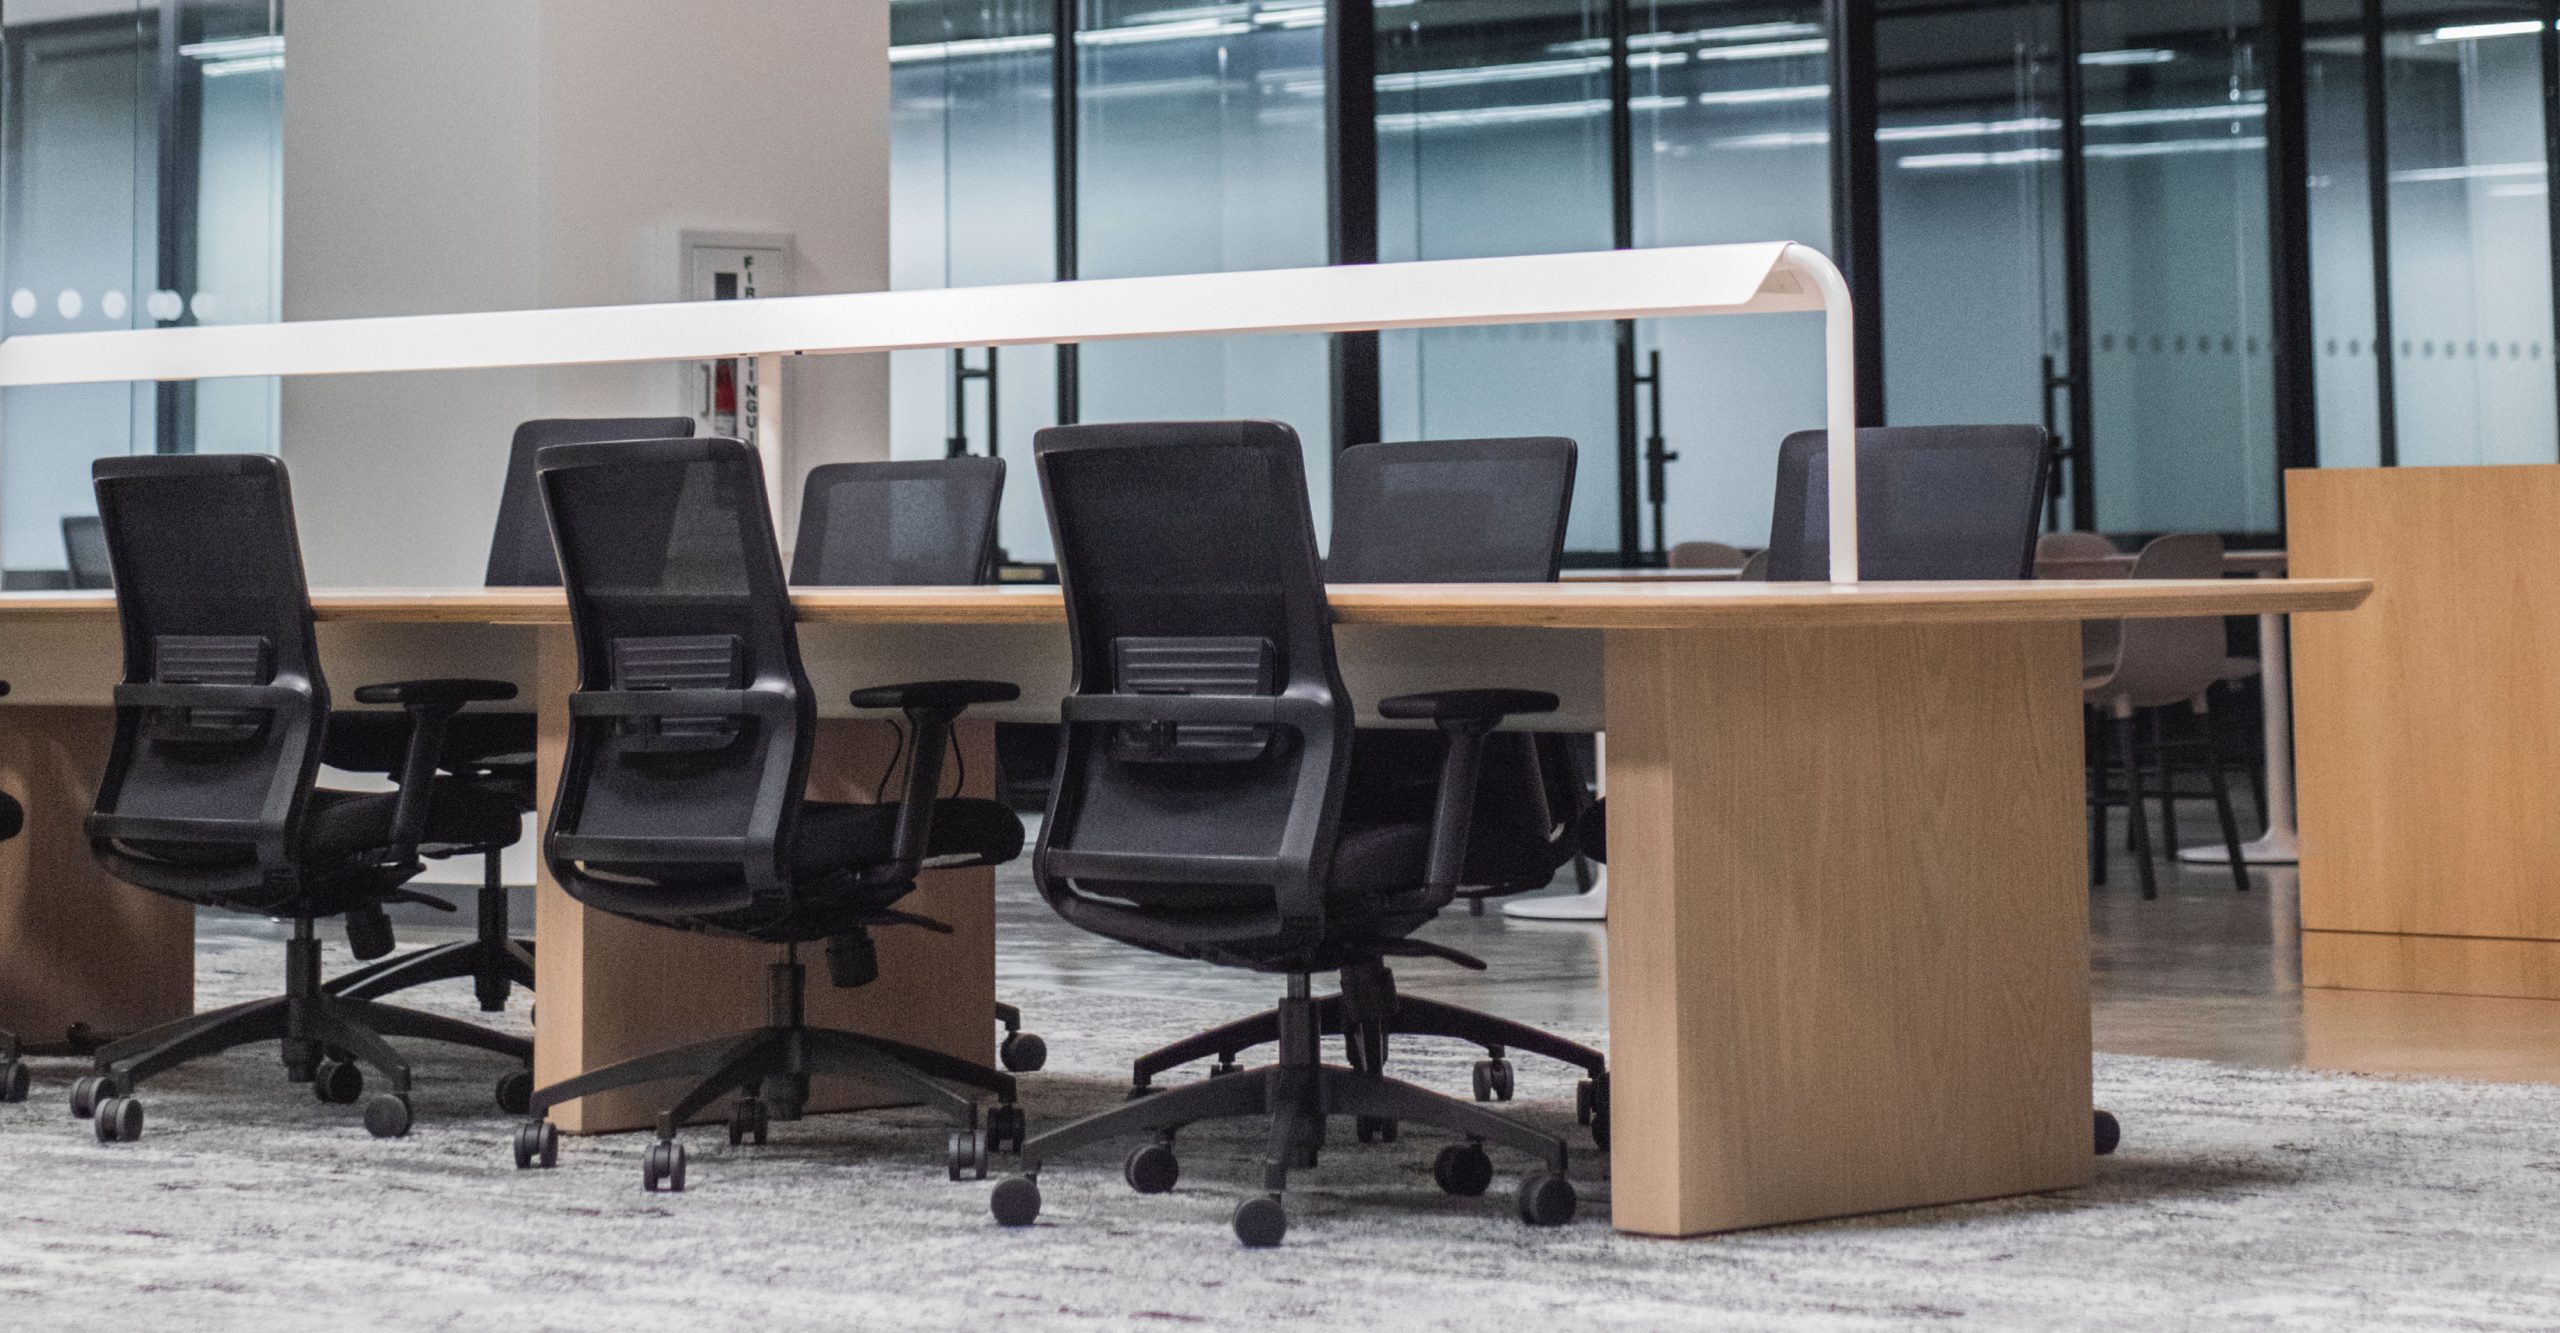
[305,777,528,863]
[789,797,1026,880]
[1066,815,1466,916]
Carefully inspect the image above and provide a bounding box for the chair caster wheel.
[1354,1115,1398,1144]
[985,1104,1028,1155]
[495,1069,534,1117]
[1472,1058,1514,1102]
[949,1129,989,1182]
[1590,1107,1609,1152]
[1233,1194,1288,1248]
[312,1057,365,1105]
[990,1175,1042,1227]
[999,1030,1048,1073]
[2094,1109,2121,1156]
[728,1098,771,1147]
[1575,1074,1607,1124]
[513,1119,558,1169]
[93,1095,143,1143]
[1124,1142,1179,1194]
[1208,1060,1241,1079]
[1433,1141,1493,1197]
[363,1093,413,1139]
[1516,1172,1577,1226]
[643,1140,687,1193]
[0,1058,28,1104]
[68,1073,122,1119]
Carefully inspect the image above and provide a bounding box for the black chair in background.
[988,420,1578,1247]
[320,416,696,1015]
[1761,423,2050,582]
[1124,437,1608,1139]
[512,437,1027,1191]
[792,456,1046,1074]
[0,682,26,1103]
[72,455,533,1143]
[62,516,110,589]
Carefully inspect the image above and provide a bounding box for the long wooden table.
[0,577,2368,1236]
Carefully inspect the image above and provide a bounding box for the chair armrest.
[848,679,1020,713]
[353,678,518,709]
[1376,688,1560,724]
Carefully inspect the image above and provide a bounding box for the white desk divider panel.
[0,242,1865,583]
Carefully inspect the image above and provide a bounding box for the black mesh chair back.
[63,514,111,588]
[486,417,696,587]
[87,455,328,905]
[1326,438,1575,583]
[1033,420,1352,954]
[539,436,813,919]
[1328,437,1580,893]
[791,457,1004,586]
[1764,425,2050,581]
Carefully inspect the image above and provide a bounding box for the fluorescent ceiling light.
[1379,93,1682,133]
[1551,22,1821,56]
[2081,47,2176,66]
[1081,17,1250,46]
[1898,135,2266,170]
[179,34,282,60]
[2084,100,2263,128]
[1688,38,1828,62]
[2426,20,2549,42]
[179,33,283,76]
[1695,84,1828,106]
[2391,161,2545,184]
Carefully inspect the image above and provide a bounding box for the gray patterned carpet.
[6,931,2560,1330]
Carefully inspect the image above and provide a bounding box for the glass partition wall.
[0,0,282,583]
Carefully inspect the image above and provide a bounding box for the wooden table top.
[2035,549,2288,579]
[0,578,2368,631]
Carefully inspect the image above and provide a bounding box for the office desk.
[0,577,2367,1235]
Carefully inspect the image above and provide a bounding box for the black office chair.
[63,515,110,589]
[1123,438,1609,1136]
[791,456,1046,1073]
[70,455,533,1143]
[319,416,696,1014]
[987,420,1579,1247]
[511,436,1027,1191]
[1762,423,2049,582]
[0,681,26,1103]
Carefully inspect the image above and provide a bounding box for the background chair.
[62,516,110,589]
[513,436,1026,1192]
[0,681,25,1102]
[987,420,1578,1247]
[1123,437,1607,1131]
[791,457,1044,1073]
[2084,533,2252,900]
[1763,424,2050,582]
[73,454,532,1143]
[1667,539,1747,570]
[320,416,696,1015]
[2038,530,2127,672]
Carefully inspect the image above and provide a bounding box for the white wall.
[282,0,891,585]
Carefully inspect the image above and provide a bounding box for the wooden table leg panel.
[0,705,193,1049]
[531,626,998,1135]
[1603,621,2092,1235]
